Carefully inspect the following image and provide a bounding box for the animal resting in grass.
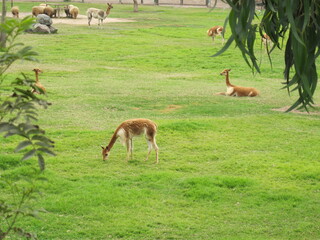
[86,3,113,26]
[216,69,259,97]
[207,26,224,44]
[101,119,159,164]
[32,68,46,94]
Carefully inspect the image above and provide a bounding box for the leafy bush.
[0,17,55,239]
[0,17,55,171]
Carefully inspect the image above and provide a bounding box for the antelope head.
[220,69,231,76]
[33,68,43,74]
[101,145,110,161]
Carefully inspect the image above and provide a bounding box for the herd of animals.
[10,3,114,26]
[9,4,272,164]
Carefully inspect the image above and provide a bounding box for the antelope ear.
[101,145,104,149]
[228,69,231,71]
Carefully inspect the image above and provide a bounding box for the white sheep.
[69,5,79,19]
[86,3,113,26]
[32,5,45,17]
[44,6,56,18]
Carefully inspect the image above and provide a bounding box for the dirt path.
[19,12,135,25]
[15,0,230,25]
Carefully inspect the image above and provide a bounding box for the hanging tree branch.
[212,0,320,111]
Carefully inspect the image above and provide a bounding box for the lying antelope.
[101,118,159,163]
[216,69,259,97]
[32,68,46,94]
[207,26,224,44]
[86,3,113,26]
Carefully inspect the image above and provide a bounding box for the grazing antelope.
[32,68,46,94]
[86,3,113,26]
[207,26,224,44]
[101,119,159,163]
[216,69,259,97]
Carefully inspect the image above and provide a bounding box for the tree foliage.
[0,16,54,239]
[0,17,55,171]
[214,0,320,111]
[0,178,45,240]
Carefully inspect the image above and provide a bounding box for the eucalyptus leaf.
[218,0,319,110]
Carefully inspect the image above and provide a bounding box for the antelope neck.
[225,72,232,87]
[107,130,119,150]
[35,72,39,83]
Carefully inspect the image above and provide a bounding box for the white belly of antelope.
[226,87,234,96]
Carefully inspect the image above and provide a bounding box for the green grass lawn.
[1,3,320,239]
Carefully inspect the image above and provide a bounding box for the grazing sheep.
[11,6,19,18]
[43,6,56,18]
[64,6,71,18]
[32,6,45,17]
[86,3,113,26]
[69,5,79,19]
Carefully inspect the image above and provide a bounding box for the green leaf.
[21,149,36,161]
[211,35,235,57]
[0,122,16,133]
[15,140,32,152]
[302,0,310,33]
[32,135,54,144]
[37,154,45,171]
[37,148,56,156]
[286,0,305,46]
[35,141,54,148]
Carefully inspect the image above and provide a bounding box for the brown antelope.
[32,68,46,94]
[101,119,159,163]
[87,3,113,26]
[262,33,271,49]
[207,26,224,44]
[216,69,259,97]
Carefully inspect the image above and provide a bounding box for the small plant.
[0,17,55,239]
[0,17,55,171]
[0,178,45,240]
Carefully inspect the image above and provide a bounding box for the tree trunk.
[133,0,138,12]
[0,0,7,48]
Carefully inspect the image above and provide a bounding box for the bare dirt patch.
[272,105,320,115]
[160,105,183,113]
[19,12,135,25]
